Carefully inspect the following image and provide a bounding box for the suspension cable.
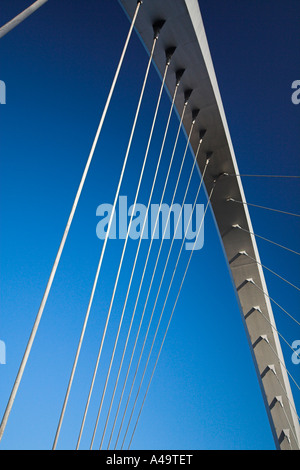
[247,279,300,327]
[52,16,158,450]
[126,182,216,449]
[0,0,48,39]
[233,225,300,257]
[228,198,300,218]
[83,52,171,450]
[269,369,300,422]
[107,97,191,450]
[138,148,209,367]
[279,404,300,446]
[225,173,300,178]
[240,251,300,292]
[252,307,299,358]
[116,144,208,448]
[0,0,143,444]
[94,71,182,451]
[113,113,196,450]
[263,338,300,391]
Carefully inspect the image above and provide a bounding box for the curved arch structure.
[119,0,300,450]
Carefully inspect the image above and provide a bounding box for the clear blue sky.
[0,0,299,450]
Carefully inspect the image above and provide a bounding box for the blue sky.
[0,0,299,450]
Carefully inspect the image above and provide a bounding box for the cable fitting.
[153,20,165,39]
[260,334,269,344]
[184,88,192,105]
[253,305,262,313]
[192,108,200,123]
[175,69,185,87]
[275,395,283,407]
[165,47,176,65]
[267,364,276,375]
[199,129,206,140]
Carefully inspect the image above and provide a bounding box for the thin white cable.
[270,369,300,422]
[272,398,299,448]
[52,22,155,450]
[265,339,300,391]
[280,405,300,447]
[233,225,300,257]
[126,182,216,449]
[248,280,300,327]
[226,173,300,178]
[0,0,142,444]
[0,0,48,38]
[114,114,196,449]
[85,56,171,450]
[103,80,182,450]
[241,252,300,292]
[253,307,299,358]
[118,141,207,450]
[97,72,181,451]
[228,198,300,218]
[136,145,208,365]
[109,98,190,449]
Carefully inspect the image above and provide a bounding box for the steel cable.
[126,182,216,449]
[52,13,158,449]
[0,0,143,444]
[96,74,182,450]
[85,54,172,450]
[106,98,191,449]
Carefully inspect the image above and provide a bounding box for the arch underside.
[119,0,300,450]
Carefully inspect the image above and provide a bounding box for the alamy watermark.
[1,81,6,362]
[0,340,6,365]
[291,340,300,365]
[291,80,300,105]
[0,80,6,104]
[96,196,205,251]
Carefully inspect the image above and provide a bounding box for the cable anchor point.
[153,20,165,39]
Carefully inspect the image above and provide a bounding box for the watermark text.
[96,196,204,251]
